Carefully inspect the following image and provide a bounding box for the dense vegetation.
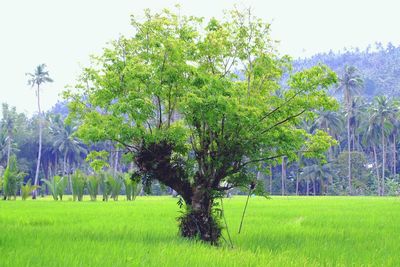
[294,42,400,98]
[1,196,399,266]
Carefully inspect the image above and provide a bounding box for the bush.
[99,171,112,201]
[41,176,68,201]
[86,175,99,201]
[2,156,25,200]
[21,179,39,200]
[109,174,123,201]
[123,172,141,201]
[71,170,85,201]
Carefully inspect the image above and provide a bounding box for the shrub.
[86,175,99,201]
[99,171,112,201]
[41,176,68,200]
[21,179,39,200]
[123,172,141,201]
[109,174,123,201]
[2,156,25,200]
[71,170,85,201]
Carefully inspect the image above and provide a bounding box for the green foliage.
[85,151,110,173]
[99,171,112,201]
[71,170,85,201]
[86,175,99,201]
[108,175,123,201]
[41,176,68,201]
[123,172,141,201]
[21,179,39,200]
[2,156,25,200]
[385,177,400,196]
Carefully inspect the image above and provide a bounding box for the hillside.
[293,43,400,98]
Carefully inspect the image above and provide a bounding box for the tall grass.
[0,196,399,266]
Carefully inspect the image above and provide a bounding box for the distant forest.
[294,42,400,98]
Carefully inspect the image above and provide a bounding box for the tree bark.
[392,134,396,176]
[33,83,42,199]
[347,112,352,195]
[381,121,386,196]
[373,145,381,195]
[6,134,11,167]
[281,156,286,196]
[269,166,273,195]
[114,149,119,175]
[179,185,221,244]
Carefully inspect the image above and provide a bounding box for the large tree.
[66,9,337,244]
[26,64,53,198]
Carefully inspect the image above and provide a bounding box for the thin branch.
[261,109,306,134]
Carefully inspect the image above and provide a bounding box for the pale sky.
[1,0,399,115]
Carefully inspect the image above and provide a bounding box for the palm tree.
[26,64,53,198]
[50,116,87,192]
[362,118,382,195]
[336,65,363,194]
[301,161,335,195]
[1,104,16,167]
[312,110,343,158]
[369,96,397,195]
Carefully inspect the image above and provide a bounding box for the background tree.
[26,64,53,198]
[336,65,363,194]
[369,96,397,195]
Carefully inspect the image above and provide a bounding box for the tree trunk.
[381,121,386,196]
[114,149,119,175]
[296,172,299,195]
[347,113,352,195]
[392,134,396,176]
[313,179,316,195]
[269,166,273,195]
[281,157,286,196]
[33,84,42,199]
[179,186,221,244]
[326,176,330,195]
[373,145,380,195]
[6,134,11,167]
[306,180,310,196]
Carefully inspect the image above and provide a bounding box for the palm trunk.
[6,134,11,167]
[381,121,386,196]
[296,172,299,195]
[33,84,42,199]
[114,149,119,175]
[392,134,396,176]
[313,179,316,195]
[373,144,381,195]
[63,150,67,176]
[306,180,310,196]
[347,113,352,195]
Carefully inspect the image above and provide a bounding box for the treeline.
[0,102,169,199]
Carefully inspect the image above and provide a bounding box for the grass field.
[0,196,399,266]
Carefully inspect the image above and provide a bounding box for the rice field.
[0,196,399,266]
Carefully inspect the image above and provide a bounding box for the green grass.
[0,196,399,266]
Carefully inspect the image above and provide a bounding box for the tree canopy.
[66,8,338,243]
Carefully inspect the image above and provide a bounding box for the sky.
[1,0,399,115]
